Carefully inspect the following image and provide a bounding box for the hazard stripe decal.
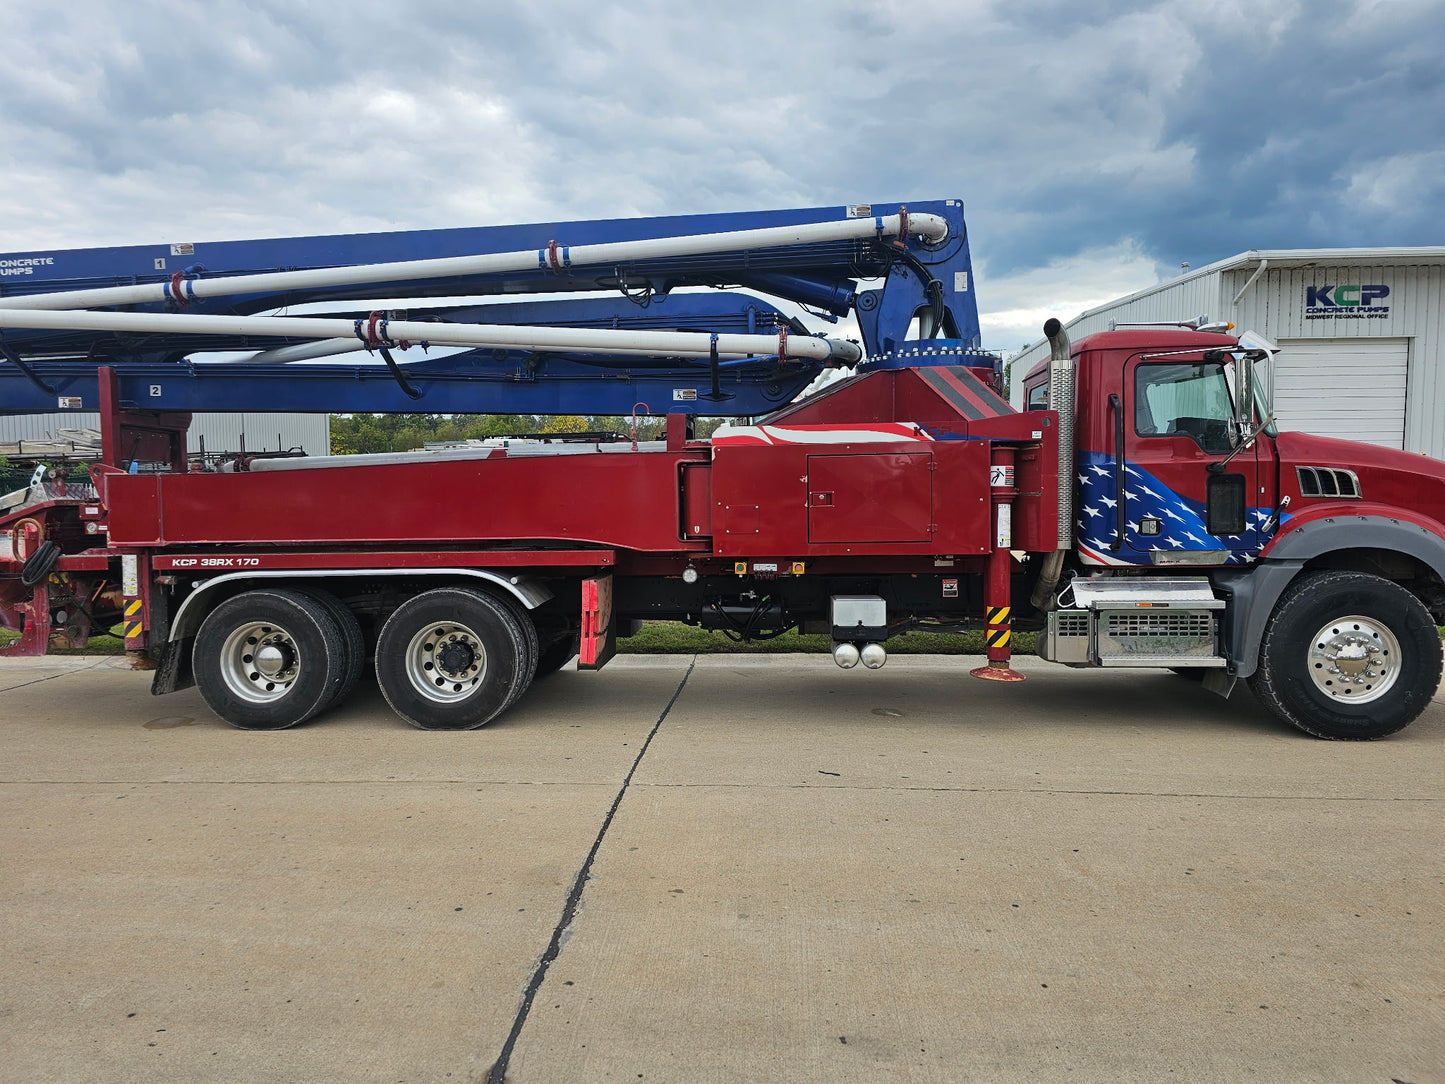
[124,599,144,642]
[917,367,986,421]
[938,366,1014,417]
[917,366,1014,422]
[985,605,1011,648]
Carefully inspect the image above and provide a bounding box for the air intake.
[1296,467,1361,499]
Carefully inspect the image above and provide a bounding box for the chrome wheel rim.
[220,621,300,703]
[405,621,486,702]
[1307,615,1401,704]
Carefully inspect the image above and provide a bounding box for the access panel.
[807,452,933,543]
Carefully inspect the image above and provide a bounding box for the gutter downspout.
[1231,257,1268,307]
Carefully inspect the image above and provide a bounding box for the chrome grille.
[1100,610,1217,658]
[1055,612,1089,638]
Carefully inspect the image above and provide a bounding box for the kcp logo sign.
[1306,285,1390,307]
[1305,284,1391,320]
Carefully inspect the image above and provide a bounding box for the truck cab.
[1025,329,1279,568]
[1022,321,1445,739]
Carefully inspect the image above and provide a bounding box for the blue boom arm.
[0,200,993,416]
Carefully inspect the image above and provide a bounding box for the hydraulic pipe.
[0,307,863,365]
[0,213,948,313]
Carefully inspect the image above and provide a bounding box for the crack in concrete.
[0,658,111,692]
[481,655,696,1084]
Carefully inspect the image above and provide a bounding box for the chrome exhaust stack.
[1031,318,1075,611]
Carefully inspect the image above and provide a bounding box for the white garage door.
[1273,338,1409,448]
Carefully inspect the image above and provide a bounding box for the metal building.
[1008,248,1445,457]
[0,412,330,459]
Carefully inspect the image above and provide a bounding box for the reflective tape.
[124,599,144,642]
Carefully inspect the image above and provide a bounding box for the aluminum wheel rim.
[405,621,486,703]
[1307,614,1401,704]
[220,621,301,704]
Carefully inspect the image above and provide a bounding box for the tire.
[300,588,365,712]
[193,589,347,730]
[488,591,540,706]
[374,587,536,730]
[1249,571,1443,740]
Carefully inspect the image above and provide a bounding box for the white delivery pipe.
[0,307,863,364]
[237,337,363,363]
[0,212,948,312]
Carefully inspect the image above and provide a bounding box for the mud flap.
[150,637,195,695]
[578,574,616,670]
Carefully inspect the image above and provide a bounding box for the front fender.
[1214,514,1445,678]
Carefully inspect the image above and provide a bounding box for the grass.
[1,623,1030,657]
[618,622,1034,655]
[0,629,125,655]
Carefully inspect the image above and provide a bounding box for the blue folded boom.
[0,200,994,416]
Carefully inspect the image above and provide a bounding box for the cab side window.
[1025,382,1049,411]
[1134,362,1234,454]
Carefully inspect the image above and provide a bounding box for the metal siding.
[1403,265,1445,458]
[0,412,330,455]
[1234,263,1445,456]
[0,412,101,445]
[185,413,331,456]
[1273,339,1409,449]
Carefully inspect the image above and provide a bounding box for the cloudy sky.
[2,0,1442,354]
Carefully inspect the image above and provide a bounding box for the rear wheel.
[1249,571,1442,740]
[300,588,365,712]
[193,589,346,730]
[374,587,536,730]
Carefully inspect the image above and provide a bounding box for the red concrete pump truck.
[2,200,1442,739]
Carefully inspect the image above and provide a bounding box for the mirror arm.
[1208,413,1275,473]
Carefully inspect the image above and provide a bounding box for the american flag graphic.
[1075,450,1287,567]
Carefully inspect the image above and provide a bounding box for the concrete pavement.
[2,652,1442,1082]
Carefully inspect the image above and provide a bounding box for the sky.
[1,0,1442,357]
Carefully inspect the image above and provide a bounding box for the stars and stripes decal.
[1075,450,1287,567]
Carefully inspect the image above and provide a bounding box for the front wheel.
[374,587,536,730]
[1249,571,1442,740]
